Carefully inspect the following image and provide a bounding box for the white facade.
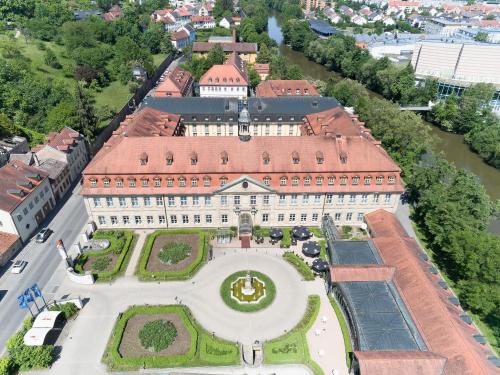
[183,122,302,137]
[84,176,400,230]
[199,85,248,99]
[0,178,55,242]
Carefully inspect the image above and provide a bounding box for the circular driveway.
[186,251,309,344]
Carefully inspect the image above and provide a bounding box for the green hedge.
[280,228,293,248]
[309,227,323,238]
[264,295,323,375]
[74,230,136,282]
[328,295,352,368]
[319,240,327,261]
[103,305,239,371]
[282,252,315,281]
[220,271,276,312]
[253,225,270,238]
[137,229,208,281]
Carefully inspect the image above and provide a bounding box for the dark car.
[35,228,52,243]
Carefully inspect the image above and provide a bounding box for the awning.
[33,310,62,329]
[23,327,53,346]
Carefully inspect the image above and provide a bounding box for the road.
[0,183,88,353]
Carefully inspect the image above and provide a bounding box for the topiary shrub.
[91,256,112,271]
[158,242,191,265]
[139,320,177,352]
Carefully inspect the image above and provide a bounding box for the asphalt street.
[0,183,88,354]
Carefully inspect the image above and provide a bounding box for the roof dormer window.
[103,178,110,187]
[190,152,198,165]
[140,152,148,165]
[166,151,173,165]
[90,178,97,188]
[292,151,300,164]
[262,152,270,165]
[220,151,228,165]
[316,151,324,164]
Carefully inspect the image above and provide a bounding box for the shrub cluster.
[50,302,79,320]
[139,320,177,353]
[158,242,191,265]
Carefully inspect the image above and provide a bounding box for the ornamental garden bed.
[137,230,208,281]
[74,230,136,282]
[103,305,239,371]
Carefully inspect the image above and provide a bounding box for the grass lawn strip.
[137,229,208,281]
[74,230,136,282]
[282,252,315,281]
[327,295,353,368]
[220,271,276,312]
[103,305,239,371]
[264,295,323,375]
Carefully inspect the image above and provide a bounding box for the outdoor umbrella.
[292,226,311,240]
[312,258,329,272]
[302,241,320,257]
[269,228,283,240]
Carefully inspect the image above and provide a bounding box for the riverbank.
[267,14,499,233]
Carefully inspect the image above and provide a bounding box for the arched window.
[292,176,299,186]
[304,176,311,186]
[280,176,287,186]
[263,176,271,186]
[328,176,335,186]
[316,176,323,186]
[167,178,174,187]
[178,176,186,187]
[191,177,198,187]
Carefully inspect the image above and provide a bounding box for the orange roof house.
[154,67,193,97]
[256,80,320,97]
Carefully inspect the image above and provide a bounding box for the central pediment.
[214,175,275,194]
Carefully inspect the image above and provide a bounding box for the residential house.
[360,6,372,16]
[36,158,71,202]
[382,15,396,26]
[256,80,320,97]
[351,15,368,25]
[192,42,258,63]
[171,25,196,50]
[219,16,234,29]
[0,231,21,267]
[174,6,193,25]
[198,2,213,16]
[254,64,270,80]
[32,127,88,183]
[232,16,242,26]
[324,7,342,23]
[104,4,122,21]
[199,52,248,99]
[191,15,215,29]
[301,0,327,12]
[339,5,355,17]
[367,11,383,22]
[151,9,178,32]
[0,162,55,242]
[0,136,28,167]
[386,1,420,15]
[155,66,194,97]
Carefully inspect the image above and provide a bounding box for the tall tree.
[74,84,98,143]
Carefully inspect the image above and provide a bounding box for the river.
[267,14,500,233]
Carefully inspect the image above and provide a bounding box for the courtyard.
[28,229,349,375]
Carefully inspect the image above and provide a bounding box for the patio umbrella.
[292,226,311,240]
[269,228,283,240]
[302,241,320,257]
[312,258,329,272]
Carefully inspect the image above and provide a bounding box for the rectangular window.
[123,216,130,224]
[205,196,211,206]
[106,197,113,207]
[206,214,212,223]
[300,213,307,222]
[314,194,321,204]
[156,196,163,206]
[279,194,286,205]
[312,213,319,222]
[204,124,209,135]
[349,194,355,204]
[93,197,101,207]
[289,213,296,222]
[159,215,166,224]
[111,216,118,225]
[334,213,341,221]
[194,214,200,224]
[154,179,161,187]
[168,196,175,206]
[234,195,240,205]
[135,216,142,224]
[357,213,364,222]
[180,196,187,206]
[373,193,380,203]
[361,194,368,203]
[291,194,298,205]
[262,213,269,223]
[346,212,352,221]
[221,196,227,206]
[170,215,177,224]
[129,179,136,187]
[182,215,189,224]
[221,214,228,223]
[131,197,139,207]
[98,216,106,225]
[326,194,333,204]
[250,195,256,205]
[147,216,154,224]
[141,179,148,187]
[302,194,309,204]
[385,193,391,203]
[193,196,199,206]
[338,194,345,204]
[217,124,221,136]
[278,213,284,222]
[144,197,151,207]
[263,195,269,205]
[288,125,294,136]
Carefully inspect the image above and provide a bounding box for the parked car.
[11,260,27,274]
[35,228,52,243]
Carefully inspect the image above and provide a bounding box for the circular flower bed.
[158,242,192,265]
[220,271,276,312]
[139,319,178,352]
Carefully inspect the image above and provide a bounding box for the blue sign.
[17,295,28,309]
[23,289,34,303]
[30,284,42,298]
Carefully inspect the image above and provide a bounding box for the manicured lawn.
[103,305,239,371]
[282,252,315,281]
[137,229,208,281]
[220,271,276,312]
[74,230,136,282]
[309,227,323,238]
[264,295,323,375]
[327,295,353,367]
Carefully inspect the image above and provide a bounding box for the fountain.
[241,273,256,296]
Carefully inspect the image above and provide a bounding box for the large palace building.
[82,97,404,231]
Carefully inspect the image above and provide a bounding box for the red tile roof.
[0,231,20,256]
[387,1,420,6]
[33,127,81,154]
[154,67,193,97]
[199,53,248,86]
[254,64,270,74]
[171,30,189,41]
[191,15,214,22]
[114,108,181,137]
[104,4,122,21]
[364,210,498,375]
[0,162,48,213]
[354,351,447,375]
[256,80,320,97]
[193,41,257,53]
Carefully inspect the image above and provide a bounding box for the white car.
[11,260,27,274]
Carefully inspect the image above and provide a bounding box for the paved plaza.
[27,234,348,375]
